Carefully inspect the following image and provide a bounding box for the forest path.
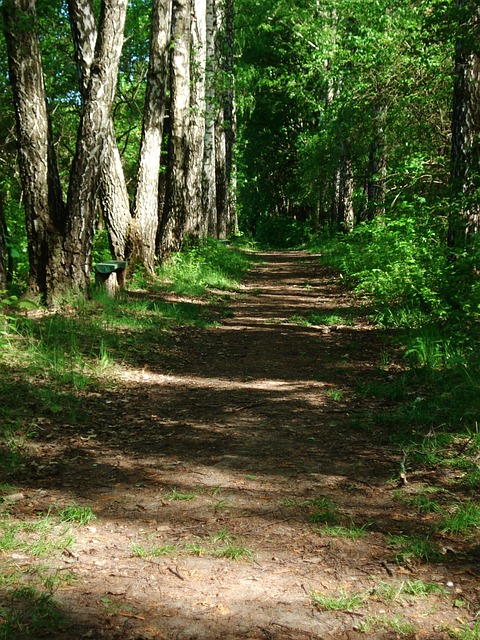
[11,251,475,639]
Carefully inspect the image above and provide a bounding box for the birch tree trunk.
[185,0,207,239]
[202,0,217,237]
[339,142,354,233]
[60,0,128,295]
[131,0,172,271]
[448,0,480,250]
[159,0,191,257]
[222,0,236,235]
[3,0,65,301]
[68,0,131,262]
[214,0,227,239]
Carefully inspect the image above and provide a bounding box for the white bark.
[202,0,217,237]
[185,0,207,239]
[132,0,173,271]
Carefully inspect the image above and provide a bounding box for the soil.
[3,251,480,639]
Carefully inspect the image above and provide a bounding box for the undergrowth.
[0,240,253,484]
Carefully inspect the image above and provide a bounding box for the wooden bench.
[94,261,127,297]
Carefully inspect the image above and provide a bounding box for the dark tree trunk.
[3,0,65,301]
[131,0,173,271]
[448,0,480,250]
[159,0,191,257]
[61,0,128,295]
[68,0,131,263]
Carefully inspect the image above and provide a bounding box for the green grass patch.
[151,239,254,296]
[0,586,67,639]
[311,588,366,611]
[358,614,418,636]
[387,533,442,565]
[283,496,338,524]
[130,529,253,561]
[56,502,96,526]
[163,488,198,501]
[288,311,353,327]
[312,522,368,540]
[439,501,480,536]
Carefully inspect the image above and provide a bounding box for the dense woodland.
[0,0,479,300]
[0,0,479,355]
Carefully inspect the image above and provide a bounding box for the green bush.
[255,215,312,249]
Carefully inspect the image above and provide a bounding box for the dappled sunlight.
[1,252,475,639]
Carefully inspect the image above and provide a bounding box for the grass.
[358,614,417,636]
[0,512,75,558]
[130,529,254,561]
[373,579,446,603]
[311,588,366,611]
[439,501,480,535]
[163,488,198,501]
[288,311,353,327]
[0,586,67,639]
[446,621,480,639]
[0,240,253,484]
[151,239,253,296]
[312,522,369,540]
[56,502,96,526]
[283,496,338,524]
[387,533,442,564]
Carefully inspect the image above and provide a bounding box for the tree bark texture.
[222,0,236,236]
[185,0,207,240]
[131,0,173,271]
[68,0,131,262]
[3,0,65,301]
[338,142,354,233]
[449,0,480,249]
[214,0,227,239]
[61,0,128,295]
[159,0,191,257]
[202,0,217,237]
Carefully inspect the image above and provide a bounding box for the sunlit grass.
[311,588,366,611]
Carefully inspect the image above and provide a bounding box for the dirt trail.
[7,251,479,639]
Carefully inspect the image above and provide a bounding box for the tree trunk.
[131,0,173,271]
[338,142,354,233]
[366,102,387,220]
[203,0,217,237]
[214,0,227,239]
[448,0,480,250]
[222,0,236,236]
[185,0,207,240]
[60,0,128,296]
[68,0,131,262]
[3,0,65,301]
[159,0,191,257]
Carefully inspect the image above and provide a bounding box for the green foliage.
[312,206,448,321]
[254,216,313,249]
[154,240,254,296]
